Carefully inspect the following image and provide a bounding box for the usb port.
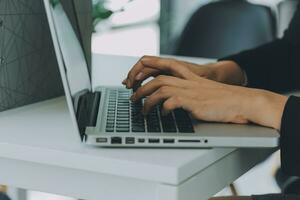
[111,137,122,144]
[163,139,175,144]
[96,137,108,143]
[149,138,160,143]
[125,137,135,144]
[138,138,145,143]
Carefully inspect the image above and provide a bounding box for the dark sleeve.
[0,193,10,200]
[219,2,300,93]
[252,194,300,200]
[280,95,300,176]
[219,3,300,177]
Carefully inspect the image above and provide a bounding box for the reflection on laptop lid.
[48,1,91,95]
[60,0,92,76]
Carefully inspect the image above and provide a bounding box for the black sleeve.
[0,193,10,200]
[219,2,300,93]
[252,194,300,200]
[280,95,300,176]
[219,3,300,177]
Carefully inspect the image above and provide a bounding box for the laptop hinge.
[76,92,101,140]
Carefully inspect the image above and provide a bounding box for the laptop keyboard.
[105,89,194,133]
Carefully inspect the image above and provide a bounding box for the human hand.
[122,56,246,89]
[128,57,288,130]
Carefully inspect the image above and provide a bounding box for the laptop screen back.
[60,0,92,76]
[47,0,92,96]
[43,0,93,137]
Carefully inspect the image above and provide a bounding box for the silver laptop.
[43,0,279,148]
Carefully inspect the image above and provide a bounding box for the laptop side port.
[125,137,135,144]
[178,139,201,143]
[149,138,160,143]
[163,139,175,144]
[111,137,122,144]
[96,137,108,143]
[138,138,145,143]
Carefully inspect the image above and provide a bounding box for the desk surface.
[0,54,275,200]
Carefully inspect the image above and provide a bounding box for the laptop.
[43,0,280,148]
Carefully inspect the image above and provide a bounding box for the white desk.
[0,54,275,200]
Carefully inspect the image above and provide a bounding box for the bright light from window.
[109,0,160,27]
[92,0,160,57]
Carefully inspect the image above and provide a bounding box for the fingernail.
[141,57,150,61]
[141,57,151,64]
[135,72,143,80]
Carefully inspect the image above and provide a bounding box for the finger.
[127,63,162,89]
[143,86,180,114]
[161,96,183,116]
[135,67,160,81]
[141,57,199,80]
[161,90,199,116]
[125,58,144,88]
[126,55,159,88]
[131,75,189,101]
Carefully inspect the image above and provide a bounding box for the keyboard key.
[105,89,193,134]
[144,107,162,132]
[147,127,161,132]
[117,122,129,126]
[106,128,114,132]
[116,128,130,132]
[132,127,145,132]
[174,109,194,133]
[160,112,177,132]
[117,119,129,122]
[106,121,114,125]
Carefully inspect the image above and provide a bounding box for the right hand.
[122,56,246,89]
[124,55,287,130]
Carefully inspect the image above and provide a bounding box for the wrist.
[244,89,288,130]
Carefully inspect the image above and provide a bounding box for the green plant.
[92,2,113,27]
[92,0,134,29]
[50,0,60,7]
[50,0,134,30]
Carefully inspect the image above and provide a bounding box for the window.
[92,0,160,56]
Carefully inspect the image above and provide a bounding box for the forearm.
[236,87,288,130]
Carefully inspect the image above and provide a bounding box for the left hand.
[128,58,288,130]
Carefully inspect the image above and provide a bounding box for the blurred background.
[91,0,293,57]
